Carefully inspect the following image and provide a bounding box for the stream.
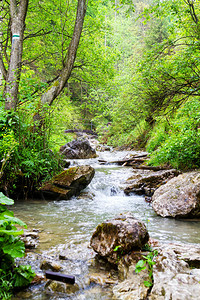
[12,150,200,299]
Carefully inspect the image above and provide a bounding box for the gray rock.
[113,241,200,300]
[113,251,150,300]
[148,242,200,300]
[40,165,95,200]
[152,171,200,218]
[60,139,97,159]
[113,275,149,300]
[21,229,39,248]
[125,169,180,197]
[90,213,149,264]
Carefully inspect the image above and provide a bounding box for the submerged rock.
[45,280,79,294]
[60,139,97,159]
[90,213,149,264]
[21,229,39,248]
[40,165,95,200]
[40,260,62,272]
[152,171,200,218]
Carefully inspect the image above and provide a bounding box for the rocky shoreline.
[18,221,200,300]
[13,137,200,299]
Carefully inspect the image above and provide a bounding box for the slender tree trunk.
[0,0,5,87]
[115,0,117,21]
[41,0,87,106]
[4,0,28,110]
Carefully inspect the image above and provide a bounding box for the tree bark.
[41,0,87,106]
[0,0,6,85]
[4,0,28,110]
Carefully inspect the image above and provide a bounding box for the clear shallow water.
[12,150,200,299]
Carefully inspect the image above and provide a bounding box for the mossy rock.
[40,165,95,200]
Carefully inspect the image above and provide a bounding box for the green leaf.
[1,214,27,228]
[13,265,36,287]
[136,259,146,268]
[0,229,24,236]
[0,209,14,217]
[0,193,14,205]
[2,239,25,258]
[144,280,153,287]
[113,245,121,252]
[135,259,146,273]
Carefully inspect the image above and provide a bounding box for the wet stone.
[45,280,80,294]
[90,213,149,264]
[152,171,200,218]
[89,273,116,285]
[60,138,97,159]
[40,260,62,272]
[21,229,39,249]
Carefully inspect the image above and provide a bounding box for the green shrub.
[0,104,63,196]
[146,119,169,152]
[149,129,200,169]
[103,119,151,148]
[0,193,35,299]
[48,95,82,152]
[148,99,200,169]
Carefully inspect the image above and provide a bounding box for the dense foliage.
[90,0,200,170]
[1,0,200,199]
[0,101,64,197]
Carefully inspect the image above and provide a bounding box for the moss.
[161,287,166,296]
[52,168,77,186]
[53,80,59,87]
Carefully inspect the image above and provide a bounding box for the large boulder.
[113,241,200,300]
[90,213,149,264]
[152,171,200,218]
[40,165,95,200]
[149,242,200,300]
[124,169,180,197]
[60,139,97,159]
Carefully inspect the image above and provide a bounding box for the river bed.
[12,150,200,299]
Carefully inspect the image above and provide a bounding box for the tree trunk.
[41,0,87,106]
[0,0,6,86]
[2,0,86,111]
[4,0,28,110]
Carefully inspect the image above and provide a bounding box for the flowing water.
[12,150,200,299]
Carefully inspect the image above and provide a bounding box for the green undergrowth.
[147,99,200,170]
[101,98,200,170]
[0,103,63,197]
[48,95,82,152]
[0,193,35,299]
[101,119,151,149]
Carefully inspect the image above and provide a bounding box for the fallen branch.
[98,154,149,165]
